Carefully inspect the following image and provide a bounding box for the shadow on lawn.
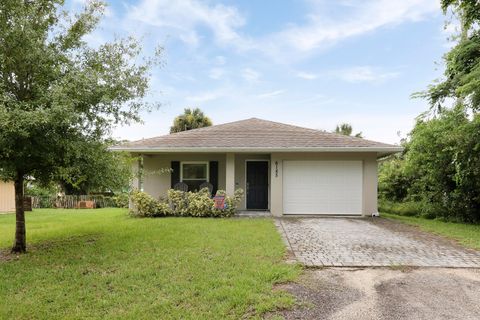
[0,234,102,263]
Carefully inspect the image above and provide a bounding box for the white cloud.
[296,71,318,80]
[257,90,284,98]
[120,0,439,61]
[335,66,400,83]
[256,0,439,59]
[126,0,246,46]
[241,68,261,82]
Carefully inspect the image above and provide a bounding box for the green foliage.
[215,189,245,216]
[379,199,436,219]
[334,123,362,138]
[441,0,480,32]
[59,142,134,194]
[419,31,480,111]
[25,183,57,208]
[131,188,244,218]
[130,191,171,217]
[378,155,411,202]
[379,106,480,223]
[170,108,212,133]
[0,0,159,250]
[168,189,190,216]
[416,1,480,111]
[113,193,129,209]
[383,2,480,224]
[0,0,158,183]
[25,182,58,198]
[406,106,480,222]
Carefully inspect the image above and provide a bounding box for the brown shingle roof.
[112,118,401,153]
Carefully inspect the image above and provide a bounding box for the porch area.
[134,152,271,212]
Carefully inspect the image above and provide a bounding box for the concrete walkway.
[276,217,480,267]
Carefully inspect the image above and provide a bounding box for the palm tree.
[334,123,363,138]
[170,108,213,133]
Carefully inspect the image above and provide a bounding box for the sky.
[71,0,459,144]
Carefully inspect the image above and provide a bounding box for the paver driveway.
[276,217,480,267]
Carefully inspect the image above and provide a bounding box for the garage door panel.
[283,161,362,215]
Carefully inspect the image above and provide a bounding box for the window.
[181,162,209,191]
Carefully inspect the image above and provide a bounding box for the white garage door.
[283,161,363,215]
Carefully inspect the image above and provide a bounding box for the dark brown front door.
[246,161,268,210]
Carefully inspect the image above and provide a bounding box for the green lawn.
[382,212,480,250]
[0,209,300,319]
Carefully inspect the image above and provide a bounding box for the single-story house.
[0,181,15,213]
[112,118,402,216]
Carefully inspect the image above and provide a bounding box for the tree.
[59,140,134,195]
[416,0,480,111]
[378,153,411,202]
[379,0,480,223]
[441,0,480,32]
[0,1,160,253]
[404,106,480,222]
[334,123,363,138]
[170,108,212,133]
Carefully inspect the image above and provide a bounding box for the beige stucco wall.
[136,153,270,210]
[270,152,378,217]
[0,181,15,213]
[134,152,378,216]
[139,153,227,200]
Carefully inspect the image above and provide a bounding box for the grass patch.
[378,199,422,217]
[0,209,300,319]
[382,212,480,250]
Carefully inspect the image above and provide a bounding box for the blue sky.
[72,0,458,144]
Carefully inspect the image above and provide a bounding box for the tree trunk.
[11,173,26,253]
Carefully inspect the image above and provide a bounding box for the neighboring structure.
[112,118,402,216]
[0,181,15,213]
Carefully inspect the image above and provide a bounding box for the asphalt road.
[271,267,480,320]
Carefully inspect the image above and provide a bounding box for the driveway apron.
[276,217,480,267]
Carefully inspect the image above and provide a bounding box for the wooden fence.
[31,195,117,209]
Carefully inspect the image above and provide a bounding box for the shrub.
[168,189,191,216]
[213,189,244,217]
[130,191,171,217]
[185,188,215,217]
[113,193,129,208]
[130,188,244,218]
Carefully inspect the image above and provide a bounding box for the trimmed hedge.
[130,188,244,218]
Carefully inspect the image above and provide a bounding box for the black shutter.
[209,161,218,195]
[171,161,180,188]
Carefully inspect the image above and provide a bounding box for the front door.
[246,161,269,210]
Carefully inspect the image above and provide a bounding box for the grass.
[378,199,422,217]
[0,209,300,319]
[382,212,480,250]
